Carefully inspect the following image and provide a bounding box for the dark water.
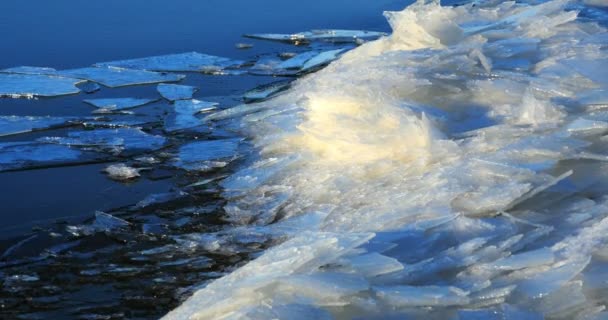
[0,1,411,318]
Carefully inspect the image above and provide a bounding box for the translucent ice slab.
[244,29,387,44]
[94,52,243,73]
[39,128,166,153]
[0,73,82,98]
[173,138,241,171]
[59,67,185,88]
[157,83,197,101]
[0,142,82,171]
[0,115,76,137]
[83,98,159,110]
[164,99,218,132]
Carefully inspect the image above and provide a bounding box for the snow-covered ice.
[166,0,608,319]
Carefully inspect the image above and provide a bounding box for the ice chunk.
[103,163,142,180]
[565,118,608,136]
[0,116,75,137]
[243,81,291,103]
[94,52,243,73]
[344,252,404,277]
[77,81,101,93]
[173,138,241,171]
[39,128,166,153]
[489,247,555,270]
[58,67,184,88]
[157,83,197,101]
[235,43,253,49]
[0,142,82,171]
[165,99,218,132]
[136,191,189,208]
[83,97,158,110]
[1,66,60,75]
[374,285,470,307]
[91,211,130,231]
[300,49,347,72]
[0,73,82,98]
[276,51,321,70]
[244,29,387,44]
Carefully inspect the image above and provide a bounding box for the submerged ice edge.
[166,0,608,319]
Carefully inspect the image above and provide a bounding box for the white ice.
[167,0,608,319]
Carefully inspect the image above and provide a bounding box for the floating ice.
[39,128,166,153]
[58,67,185,88]
[103,163,142,180]
[243,81,291,103]
[165,99,218,132]
[157,83,197,101]
[173,138,241,171]
[83,98,158,110]
[0,142,82,171]
[0,116,75,137]
[244,29,387,44]
[94,52,243,73]
[0,73,82,98]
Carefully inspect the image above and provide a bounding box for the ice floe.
[39,128,166,154]
[0,116,76,137]
[157,83,198,101]
[0,142,82,171]
[173,138,241,171]
[244,29,387,44]
[83,97,158,110]
[94,52,243,73]
[0,73,82,98]
[164,99,218,132]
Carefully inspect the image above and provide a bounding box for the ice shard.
[243,81,291,103]
[164,99,218,132]
[244,29,387,44]
[83,98,158,110]
[0,142,82,171]
[94,52,243,73]
[0,116,76,137]
[157,83,197,101]
[39,128,166,153]
[58,67,185,88]
[173,138,241,171]
[0,73,82,98]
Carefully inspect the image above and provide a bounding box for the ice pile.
[166,0,608,319]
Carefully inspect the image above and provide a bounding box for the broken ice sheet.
[243,81,291,103]
[39,128,166,153]
[157,83,197,101]
[173,138,241,171]
[300,48,347,73]
[165,99,218,132]
[58,67,185,88]
[244,29,387,44]
[0,142,82,171]
[0,73,82,98]
[0,115,76,137]
[94,52,243,73]
[83,98,158,111]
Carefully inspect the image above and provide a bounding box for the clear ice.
[0,115,76,137]
[0,73,82,98]
[83,98,158,110]
[165,0,608,319]
[244,29,387,44]
[94,52,243,73]
[164,99,218,132]
[157,83,198,101]
[59,67,185,88]
[39,128,167,154]
[0,142,82,171]
[173,138,241,171]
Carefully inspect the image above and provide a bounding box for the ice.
[58,66,185,88]
[162,0,608,318]
[83,97,158,111]
[0,116,75,137]
[94,52,243,73]
[243,81,291,103]
[300,48,347,72]
[0,142,82,171]
[157,83,197,101]
[39,128,166,153]
[0,73,82,98]
[103,163,142,180]
[374,285,470,307]
[244,29,387,44]
[91,211,130,231]
[77,81,101,93]
[165,99,218,132]
[173,138,241,171]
